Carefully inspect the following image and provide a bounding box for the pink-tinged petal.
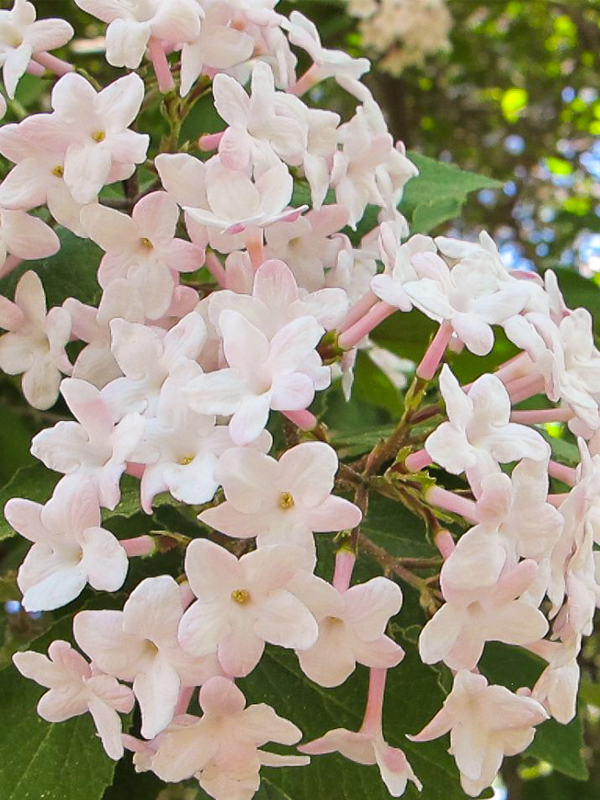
[40,474,100,538]
[125,260,174,320]
[161,238,204,273]
[206,162,260,222]
[486,601,549,646]
[178,599,231,657]
[374,740,422,796]
[452,313,494,357]
[229,393,272,446]
[217,619,265,677]
[200,675,246,715]
[19,558,88,612]
[74,609,148,680]
[152,719,219,782]
[163,312,206,362]
[64,142,112,204]
[425,421,476,474]
[107,129,149,165]
[135,655,181,739]
[216,448,279,513]
[255,588,318,650]
[12,650,61,688]
[80,526,128,592]
[270,373,315,411]
[186,368,249,416]
[219,127,252,171]
[0,333,34,374]
[184,538,240,601]
[156,153,207,207]
[199,503,261,538]
[0,158,49,209]
[241,703,303,747]
[267,316,324,373]
[46,182,86,235]
[14,269,46,321]
[37,684,89,722]
[61,378,114,442]
[438,364,473,427]
[351,633,404,669]
[104,18,150,69]
[80,203,137,253]
[0,294,24,330]
[87,673,134,713]
[418,604,465,665]
[1,211,59,260]
[133,191,178,245]
[297,619,356,687]
[450,719,489,782]
[4,498,44,542]
[255,162,293,216]
[344,577,402,641]
[304,496,362,532]
[488,423,550,464]
[88,696,125,760]
[18,113,76,152]
[278,442,337,506]
[212,72,250,128]
[98,72,145,130]
[219,309,269,371]
[26,18,73,51]
[122,575,182,643]
[153,0,202,41]
[253,260,299,309]
[3,43,33,99]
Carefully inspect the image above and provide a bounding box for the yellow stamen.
[140,237,153,249]
[52,165,64,178]
[92,130,106,142]
[179,455,194,466]
[231,589,250,605]
[279,491,295,509]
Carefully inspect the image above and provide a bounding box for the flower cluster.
[344,0,452,75]
[0,2,598,800]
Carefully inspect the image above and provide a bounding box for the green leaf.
[0,613,118,800]
[330,424,396,458]
[352,350,402,416]
[0,464,60,542]
[0,227,102,308]
[399,152,502,234]
[361,493,437,560]
[480,644,588,781]
[241,646,469,800]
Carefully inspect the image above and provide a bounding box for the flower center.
[52,165,64,178]
[140,237,153,249]
[279,491,295,509]
[325,615,343,627]
[92,130,106,143]
[144,639,159,655]
[179,455,194,466]
[231,589,251,605]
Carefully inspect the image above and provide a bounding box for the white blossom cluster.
[344,0,452,75]
[0,2,597,800]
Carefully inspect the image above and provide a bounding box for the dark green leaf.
[0,227,102,308]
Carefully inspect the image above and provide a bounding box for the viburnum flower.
[128,361,271,512]
[284,10,370,90]
[74,575,219,739]
[207,258,348,337]
[531,639,581,724]
[74,0,201,70]
[408,670,548,797]
[370,226,435,312]
[263,205,348,291]
[5,474,128,611]
[185,310,327,445]
[178,539,319,677]
[0,270,70,409]
[424,365,550,493]
[13,641,134,760]
[0,0,73,98]
[19,72,149,204]
[80,192,204,319]
[30,378,145,510]
[64,278,146,388]
[0,206,60,271]
[291,573,404,686]
[178,3,255,97]
[213,62,308,171]
[419,558,548,670]
[199,442,362,551]
[101,313,207,420]
[0,124,86,235]
[151,676,309,795]
[300,669,421,797]
[405,250,529,356]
